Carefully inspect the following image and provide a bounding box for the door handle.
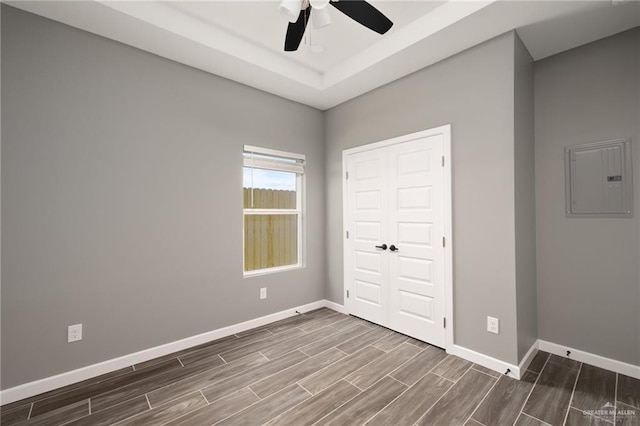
[389,245,399,252]
[375,244,388,250]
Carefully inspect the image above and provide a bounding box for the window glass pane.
[243,167,296,209]
[244,214,298,271]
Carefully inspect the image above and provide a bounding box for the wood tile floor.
[1,308,639,426]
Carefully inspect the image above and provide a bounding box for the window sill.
[243,264,304,278]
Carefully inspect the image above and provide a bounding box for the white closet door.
[388,135,445,346]
[344,131,446,348]
[344,148,389,326]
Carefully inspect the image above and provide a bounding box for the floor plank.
[25,400,89,426]
[615,402,640,426]
[390,345,448,386]
[345,342,420,390]
[162,388,259,426]
[299,346,385,395]
[527,351,550,373]
[201,350,308,403]
[266,309,336,335]
[146,352,267,407]
[234,314,304,337]
[617,374,640,409]
[367,373,453,426]
[250,348,346,398]
[115,392,207,426]
[65,396,149,426]
[431,354,473,382]
[0,403,31,426]
[471,375,534,426]
[215,384,310,426]
[571,363,616,421]
[405,338,430,349]
[521,370,539,384]
[298,313,347,333]
[30,359,181,417]
[515,413,549,426]
[371,332,409,352]
[233,317,294,337]
[472,364,501,378]
[548,354,581,370]
[522,361,579,426]
[89,357,223,412]
[329,316,372,331]
[178,330,272,366]
[0,367,133,413]
[267,380,360,426]
[218,328,306,363]
[416,368,496,426]
[565,407,612,426]
[136,334,239,370]
[315,376,407,426]
[335,327,391,354]
[261,326,337,360]
[299,325,369,357]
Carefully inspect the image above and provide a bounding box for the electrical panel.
[565,139,633,218]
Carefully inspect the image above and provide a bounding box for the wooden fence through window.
[243,188,297,271]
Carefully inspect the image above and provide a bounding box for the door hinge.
[346,171,349,180]
[443,317,446,328]
[442,236,445,247]
[442,156,445,167]
[346,290,350,298]
[346,231,349,239]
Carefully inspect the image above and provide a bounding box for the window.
[243,145,305,275]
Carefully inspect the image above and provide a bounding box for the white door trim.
[342,125,453,351]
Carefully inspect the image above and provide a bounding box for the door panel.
[345,149,388,326]
[388,135,445,346]
[398,290,434,321]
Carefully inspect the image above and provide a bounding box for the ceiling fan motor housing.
[310,0,330,9]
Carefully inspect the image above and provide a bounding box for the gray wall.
[513,34,538,361]
[325,33,522,364]
[1,5,325,388]
[535,28,640,366]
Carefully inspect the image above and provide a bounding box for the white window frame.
[243,145,305,277]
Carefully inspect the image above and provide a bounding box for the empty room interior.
[1,0,639,425]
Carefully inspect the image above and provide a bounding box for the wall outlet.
[68,324,83,343]
[260,288,267,300]
[487,316,499,334]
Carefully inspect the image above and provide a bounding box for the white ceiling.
[166,1,447,72]
[8,0,640,110]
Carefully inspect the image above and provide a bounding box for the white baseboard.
[538,340,640,380]
[0,300,329,405]
[446,339,640,382]
[333,301,530,380]
[447,344,522,379]
[518,340,539,374]
[324,299,348,314]
[8,302,637,406]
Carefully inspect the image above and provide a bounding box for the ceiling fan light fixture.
[311,7,331,29]
[310,0,330,10]
[280,0,304,23]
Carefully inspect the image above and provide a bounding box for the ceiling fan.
[280,0,393,51]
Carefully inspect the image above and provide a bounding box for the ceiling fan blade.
[284,6,311,51]
[330,0,393,34]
